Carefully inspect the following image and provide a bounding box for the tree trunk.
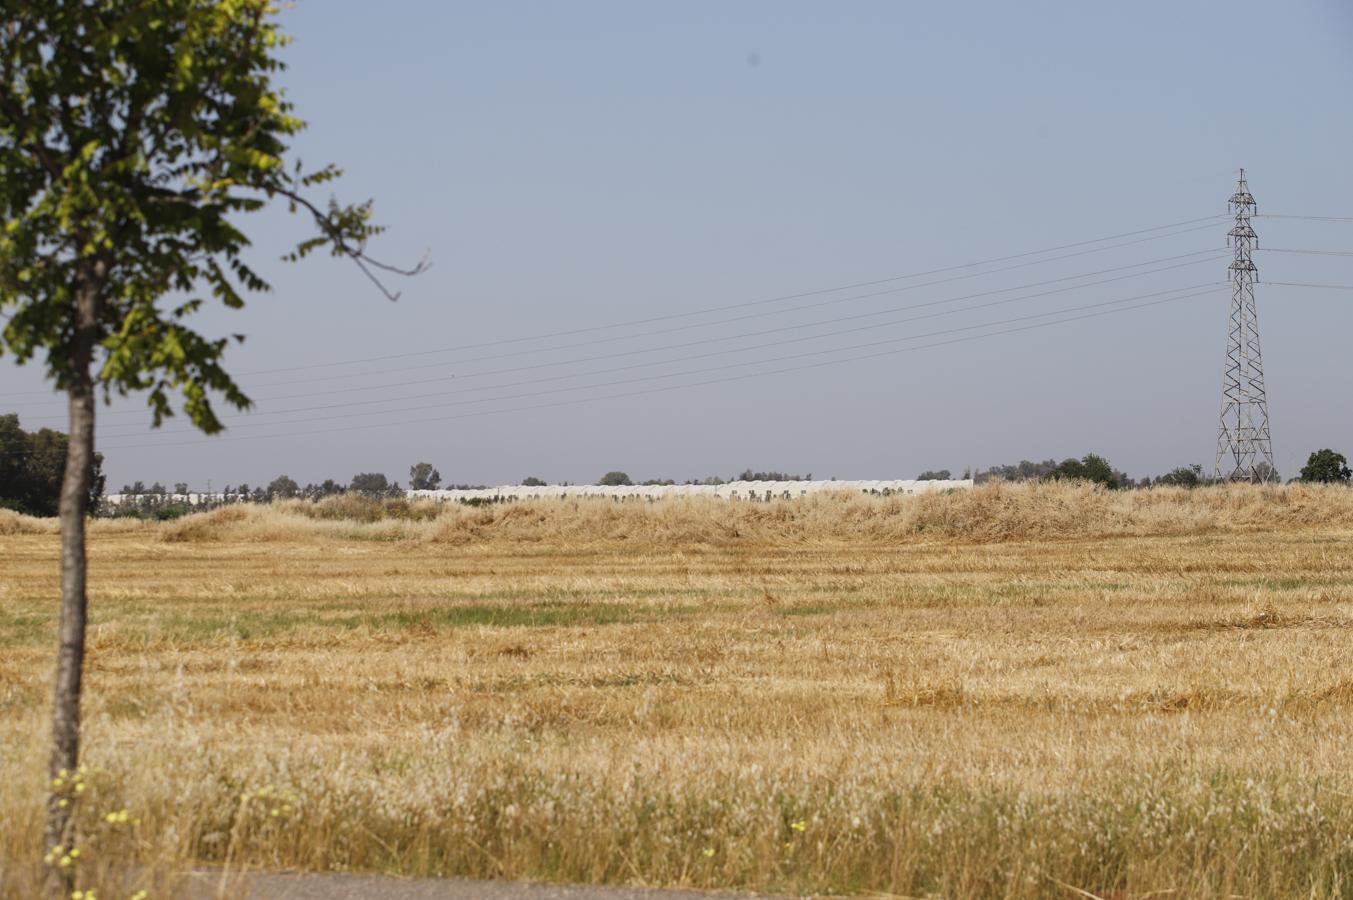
[44,270,100,895]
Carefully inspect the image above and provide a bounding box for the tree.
[350,472,392,495]
[173,482,189,495]
[973,459,1059,484]
[520,476,547,487]
[0,5,423,880]
[409,461,442,491]
[1155,464,1204,488]
[917,469,952,481]
[266,474,299,500]
[1044,454,1123,489]
[736,469,809,482]
[0,415,105,516]
[1299,449,1351,484]
[597,471,632,486]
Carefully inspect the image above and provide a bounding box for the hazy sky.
[4,1,1353,489]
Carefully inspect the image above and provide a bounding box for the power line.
[226,221,1227,389]
[86,267,1224,436]
[1258,248,1353,257]
[232,248,1230,395]
[218,265,1229,413]
[66,286,1224,457]
[1,220,1227,407]
[23,248,1227,426]
[1262,281,1353,290]
[229,215,1228,378]
[1258,214,1353,223]
[233,223,1228,382]
[94,279,1221,434]
[0,284,1228,462]
[77,285,1224,450]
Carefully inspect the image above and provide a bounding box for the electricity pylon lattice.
[1214,169,1277,483]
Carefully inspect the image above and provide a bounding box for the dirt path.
[182,870,799,900]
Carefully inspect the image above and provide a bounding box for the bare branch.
[266,185,430,301]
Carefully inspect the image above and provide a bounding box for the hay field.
[5,483,1353,898]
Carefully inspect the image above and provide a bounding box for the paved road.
[182,870,800,900]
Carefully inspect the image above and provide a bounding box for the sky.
[4,0,1353,489]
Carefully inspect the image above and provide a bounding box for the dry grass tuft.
[143,481,1353,547]
[0,508,56,536]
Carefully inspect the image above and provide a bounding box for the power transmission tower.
[1214,169,1277,483]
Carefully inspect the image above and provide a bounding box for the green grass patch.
[0,597,707,648]
[1223,576,1353,591]
[0,612,52,647]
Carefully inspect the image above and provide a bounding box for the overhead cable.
[23,249,1228,426]
[87,266,1225,435]
[83,285,1226,448]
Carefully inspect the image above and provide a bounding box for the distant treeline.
[106,466,822,517]
[4,415,1349,521]
[89,452,1353,520]
[931,454,1336,490]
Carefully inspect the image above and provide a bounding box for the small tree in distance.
[1154,464,1205,488]
[409,462,442,491]
[1299,449,1351,484]
[315,479,346,499]
[267,475,300,500]
[597,471,633,486]
[350,473,394,496]
[1044,454,1124,489]
[917,469,952,481]
[737,469,810,482]
[520,476,547,486]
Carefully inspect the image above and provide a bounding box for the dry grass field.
[5,482,1353,898]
